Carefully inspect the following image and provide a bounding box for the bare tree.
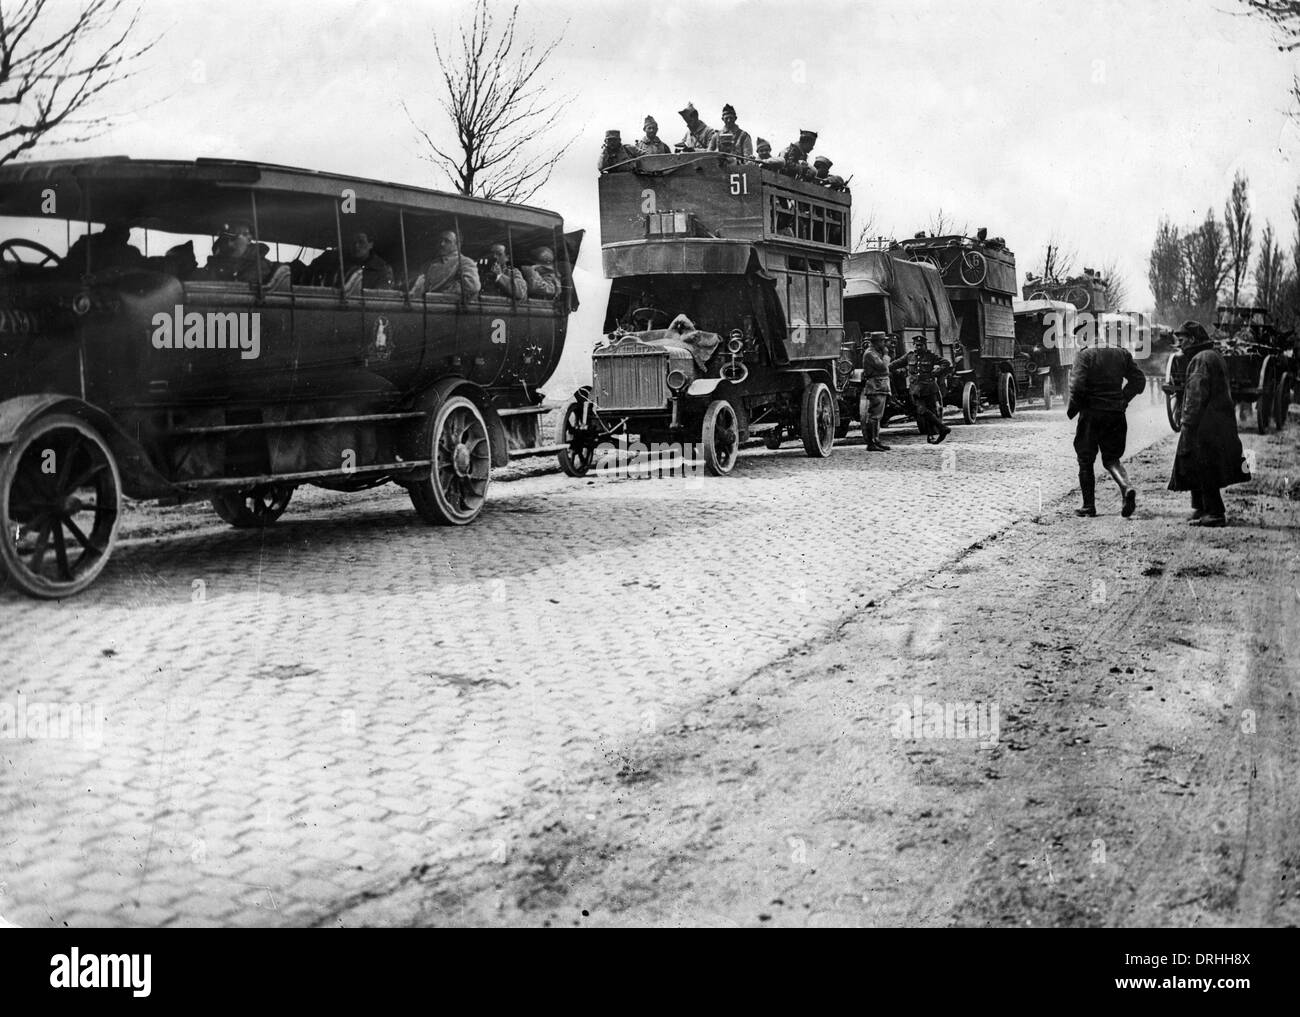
[1148,218,1185,319]
[926,208,967,237]
[1037,241,1075,282]
[0,0,154,166]
[402,0,576,203]
[1240,2,1300,107]
[853,207,881,250]
[1224,171,1254,307]
[1255,221,1289,312]
[1096,257,1128,310]
[1183,210,1230,314]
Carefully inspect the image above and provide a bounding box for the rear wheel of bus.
[408,395,491,525]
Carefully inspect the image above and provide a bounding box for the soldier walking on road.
[890,334,952,444]
[1166,320,1251,527]
[1066,331,1146,517]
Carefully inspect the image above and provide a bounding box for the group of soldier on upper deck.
[598,101,847,190]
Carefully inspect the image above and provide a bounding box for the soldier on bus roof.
[677,102,719,152]
[813,156,846,191]
[634,116,670,156]
[716,104,754,159]
[780,130,818,179]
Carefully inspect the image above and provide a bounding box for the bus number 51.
[729,173,749,195]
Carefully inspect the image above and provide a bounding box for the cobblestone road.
[0,396,1171,926]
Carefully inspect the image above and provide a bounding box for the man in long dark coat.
[1167,320,1251,527]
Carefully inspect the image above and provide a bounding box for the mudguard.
[409,376,511,468]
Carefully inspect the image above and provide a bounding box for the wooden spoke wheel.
[998,371,1017,417]
[408,395,491,525]
[211,483,294,528]
[800,381,835,458]
[0,413,121,599]
[1275,371,1293,432]
[960,381,980,424]
[556,399,595,477]
[701,399,740,476]
[1257,357,1276,434]
[1166,391,1182,432]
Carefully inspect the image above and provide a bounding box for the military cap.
[813,155,832,168]
[678,102,698,120]
[644,115,657,129]
[799,129,818,143]
[722,103,737,118]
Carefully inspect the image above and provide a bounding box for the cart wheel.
[998,372,1017,418]
[1256,397,1271,434]
[1257,356,1275,434]
[1275,372,1293,431]
[556,399,594,477]
[211,483,293,528]
[701,399,740,476]
[800,382,835,458]
[1165,391,1182,432]
[959,251,988,287]
[408,395,491,525]
[1041,375,1054,410]
[0,413,121,599]
[960,381,980,424]
[763,424,784,450]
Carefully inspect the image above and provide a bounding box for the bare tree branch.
[0,0,157,166]
[404,0,576,204]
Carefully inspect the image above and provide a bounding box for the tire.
[998,371,1017,418]
[556,399,594,477]
[408,394,491,525]
[211,483,293,528]
[959,251,987,287]
[701,399,740,476]
[1166,392,1182,433]
[0,413,122,599]
[960,381,979,424]
[1257,357,1275,434]
[1275,372,1293,432]
[800,382,835,458]
[1041,375,1054,410]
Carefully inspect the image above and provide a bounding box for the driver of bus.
[63,221,144,275]
[422,230,481,298]
[197,220,273,284]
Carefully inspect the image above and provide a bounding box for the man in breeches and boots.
[860,332,894,451]
[890,334,952,444]
[1166,320,1250,527]
[1066,330,1146,517]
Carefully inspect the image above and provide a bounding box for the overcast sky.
[35,0,1300,386]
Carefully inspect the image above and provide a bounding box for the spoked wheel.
[1041,375,1054,410]
[763,424,784,450]
[0,413,121,599]
[1257,357,1276,434]
[556,399,595,477]
[958,251,987,287]
[701,399,740,476]
[211,483,293,528]
[1166,391,1182,432]
[960,381,980,424]
[409,395,491,525]
[998,371,1017,418]
[1275,371,1293,431]
[800,381,835,458]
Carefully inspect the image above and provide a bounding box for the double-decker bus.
[557,150,850,475]
[0,157,580,597]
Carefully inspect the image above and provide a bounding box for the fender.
[409,376,510,468]
[0,393,174,499]
[685,378,724,398]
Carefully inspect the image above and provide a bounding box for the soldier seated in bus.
[194,220,273,284]
[780,129,818,179]
[64,221,145,276]
[522,246,562,300]
[307,230,396,289]
[480,242,528,300]
[422,230,481,298]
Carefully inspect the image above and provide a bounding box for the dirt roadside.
[336,416,1300,928]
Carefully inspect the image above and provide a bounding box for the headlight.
[666,368,688,393]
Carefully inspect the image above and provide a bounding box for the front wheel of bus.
[998,372,1017,418]
[0,413,121,599]
[409,395,491,525]
[801,382,835,458]
[556,399,594,477]
[961,381,980,424]
[702,399,740,476]
[211,483,293,528]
